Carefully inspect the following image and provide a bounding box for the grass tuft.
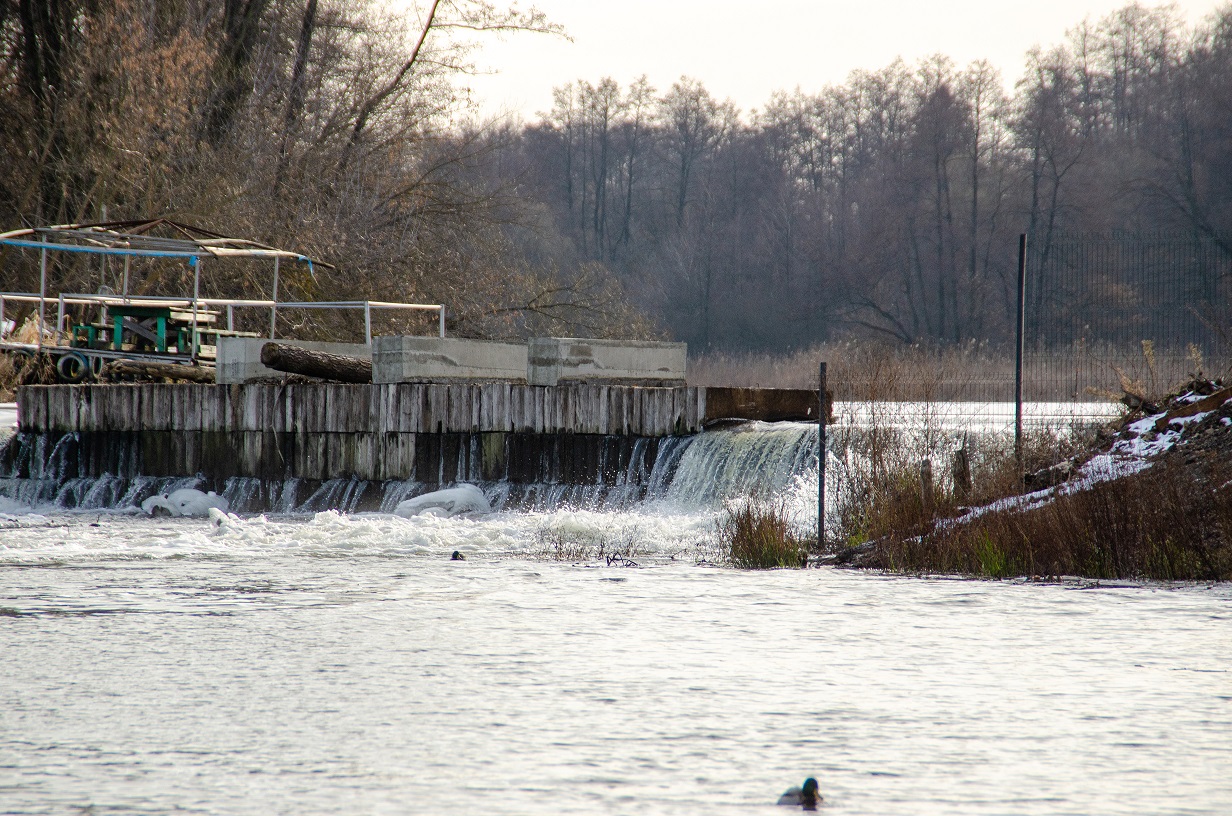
[722,498,808,569]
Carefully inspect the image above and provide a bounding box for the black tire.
[89,354,106,380]
[56,351,89,384]
[8,349,33,372]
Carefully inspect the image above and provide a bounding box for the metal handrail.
[0,291,446,345]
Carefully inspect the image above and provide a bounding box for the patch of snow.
[946,393,1213,527]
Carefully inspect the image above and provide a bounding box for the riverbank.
[836,380,1232,581]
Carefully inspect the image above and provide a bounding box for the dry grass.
[0,354,16,401]
[721,498,809,569]
[873,458,1232,581]
[689,340,1219,403]
[829,423,1089,550]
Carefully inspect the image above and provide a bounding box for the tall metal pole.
[192,257,201,363]
[270,256,280,339]
[37,247,47,353]
[1015,234,1027,474]
[818,361,827,549]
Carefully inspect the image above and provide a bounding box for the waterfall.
[658,422,818,506]
[0,423,820,515]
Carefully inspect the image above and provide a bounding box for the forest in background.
[2,1,1231,353]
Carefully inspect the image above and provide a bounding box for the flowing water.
[1,401,1229,814]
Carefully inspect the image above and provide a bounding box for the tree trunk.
[105,359,216,383]
[261,342,372,383]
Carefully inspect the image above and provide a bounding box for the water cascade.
[0,423,820,516]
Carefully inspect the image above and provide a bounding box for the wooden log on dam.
[260,341,373,384]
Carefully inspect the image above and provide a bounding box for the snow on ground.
[952,389,1227,524]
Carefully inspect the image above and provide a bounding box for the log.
[105,359,216,383]
[261,341,372,383]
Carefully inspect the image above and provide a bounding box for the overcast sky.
[450,0,1227,122]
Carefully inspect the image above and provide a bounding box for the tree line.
[498,2,1232,351]
[2,2,1230,352]
[0,0,651,340]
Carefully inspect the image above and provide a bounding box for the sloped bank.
[831,380,1232,581]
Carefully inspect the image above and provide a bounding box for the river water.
[1,510,1229,815]
[2,402,1230,814]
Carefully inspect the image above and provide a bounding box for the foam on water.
[0,502,725,563]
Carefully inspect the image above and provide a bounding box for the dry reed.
[876,458,1232,580]
[689,340,1219,403]
[0,354,16,401]
[721,498,809,569]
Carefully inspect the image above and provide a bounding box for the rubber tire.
[56,351,89,384]
[8,349,34,373]
[89,354,106,380]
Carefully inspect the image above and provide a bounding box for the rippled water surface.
[1,513,1229,815]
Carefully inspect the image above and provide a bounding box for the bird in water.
[777,777,822,810]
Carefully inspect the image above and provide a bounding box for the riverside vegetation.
[823,376,1232,582]
[705,344,1232,581]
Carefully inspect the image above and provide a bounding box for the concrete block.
[528,337,687,386]
[372,336,528,384]
[217,337,371,384]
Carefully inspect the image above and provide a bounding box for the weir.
[0,383,820,514]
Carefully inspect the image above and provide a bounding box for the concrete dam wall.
[3,384,819,511]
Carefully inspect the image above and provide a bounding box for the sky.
[450,0,1228,122]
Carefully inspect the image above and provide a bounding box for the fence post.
[37,247,47,353]
[818,360,827,550]
[270,256,280,339]
[1015,233,1028,477]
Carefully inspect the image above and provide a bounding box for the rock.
[828,540,879,567]
[1024,460,1074,491]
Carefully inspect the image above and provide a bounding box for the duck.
[777,777,821,810]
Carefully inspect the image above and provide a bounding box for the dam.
[0,381,820,514]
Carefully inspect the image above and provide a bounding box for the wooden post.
[818,360,827,549]
[952,445,971,502]
[920,458,934,515]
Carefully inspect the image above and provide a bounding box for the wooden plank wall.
[18,383,705,437]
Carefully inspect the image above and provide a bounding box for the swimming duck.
[777,777,821,810]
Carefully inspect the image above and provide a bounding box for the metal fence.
[1024,232,1232,401]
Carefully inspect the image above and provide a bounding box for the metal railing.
[0,291,445,349]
